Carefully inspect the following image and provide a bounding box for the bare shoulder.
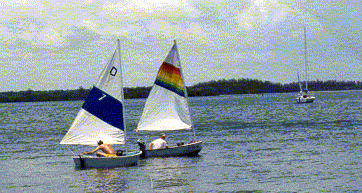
[99,144,107,149]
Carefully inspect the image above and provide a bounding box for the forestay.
[136,42,192,131]
[60,42,125,146]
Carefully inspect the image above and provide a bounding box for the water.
[1,91,362,192]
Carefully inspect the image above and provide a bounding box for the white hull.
[296,96,315,103]
[72,151,142,169]
[141,141,202,158]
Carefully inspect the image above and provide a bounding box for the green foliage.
[1,79,361,103]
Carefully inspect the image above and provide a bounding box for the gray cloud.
[0,0,360,92]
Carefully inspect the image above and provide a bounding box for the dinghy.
[136,40,202,158]
[60,40,141,169]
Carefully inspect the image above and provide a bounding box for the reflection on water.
[81,169,128,192]
[142,156,203,191]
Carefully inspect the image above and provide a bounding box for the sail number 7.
[99,94,106,101]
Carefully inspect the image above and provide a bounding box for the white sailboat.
[60,40,141,169]
[296,27,315,103]
[136,40,202,158]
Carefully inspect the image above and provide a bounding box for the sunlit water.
[1,91,362,192]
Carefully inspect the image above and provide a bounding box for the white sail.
[136,42,192,131]
[60,40,126,146]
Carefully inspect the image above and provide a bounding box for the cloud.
[0,0,360,92]
[0,0,205,48]
[102,0,201,21]
[236,0,288,30]
[283,0,362,60]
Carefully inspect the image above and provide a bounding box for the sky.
[0,0,361,92]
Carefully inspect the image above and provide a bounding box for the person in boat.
[149,133,169,150]
[189,139,196,144]
[82,140,122,157]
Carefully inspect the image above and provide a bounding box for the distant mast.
[303,26,308,92]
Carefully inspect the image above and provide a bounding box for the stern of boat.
[144,140,202,158]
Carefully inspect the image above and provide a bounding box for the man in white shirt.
[149,133,169,150]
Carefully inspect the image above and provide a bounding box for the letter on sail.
[60,46,125,146]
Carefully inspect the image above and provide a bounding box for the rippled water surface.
[1,91,362,192]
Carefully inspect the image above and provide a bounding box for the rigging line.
[174,39,196,140]
[116,39,129,153]
[61,145,77,156]
[57,136,77,156]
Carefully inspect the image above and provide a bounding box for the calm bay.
[1,90,362,192]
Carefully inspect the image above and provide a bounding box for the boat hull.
[141,141,202,158]
[72,151,142,169]
[296,96,315,103]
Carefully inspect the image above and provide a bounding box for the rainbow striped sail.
[155,62,185,97]
[136,41,192,131]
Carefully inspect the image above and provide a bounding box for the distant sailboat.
[136,40,202,158]
[60,40,141,169]
[296,27,315,103]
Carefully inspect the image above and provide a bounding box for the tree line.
[1,78,361,103]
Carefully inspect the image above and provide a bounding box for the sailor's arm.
[148,143,153,150]
[83,146,100,155]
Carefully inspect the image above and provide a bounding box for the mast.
[297,69,302,92]
[174,40,196,139]
[117,39,128,151]
[303,26,308,92]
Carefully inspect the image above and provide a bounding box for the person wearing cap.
[82,140,121,157]
[149,133,169,150]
